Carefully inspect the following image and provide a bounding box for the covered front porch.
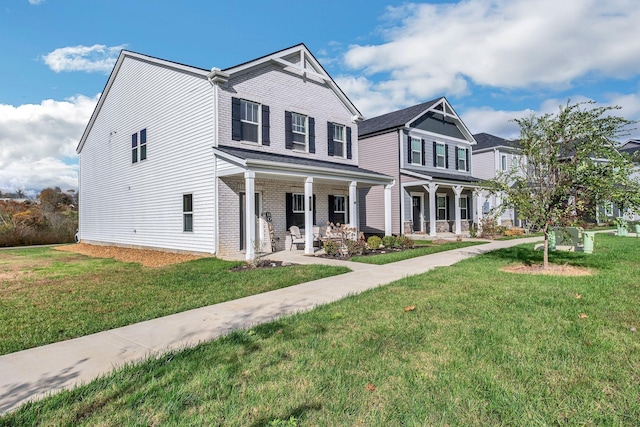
[213,147,394,260]
[401,170,480,237]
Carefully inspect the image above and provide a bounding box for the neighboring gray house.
[77,44,393,260]
[358,98,480,236]
[472,132,523,227]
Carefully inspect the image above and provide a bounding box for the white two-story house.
[358,98,480,236]
[77,44,393,260]
[472,132,523,227]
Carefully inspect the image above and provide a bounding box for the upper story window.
[435,142,446,168]
[131,128,147,164]
[240,100,259,143]
[457,147,468,171]
[285,111,315,153]
[232,98,270,146]
[333,124,345,158]
[292,113,307,151]
[501,154,507,171]
[411,138,422,164]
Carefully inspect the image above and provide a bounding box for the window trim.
[183,194,193,232]
[240,99,261,144]
[436,193,447,220]
[460,196,468,220]
[436,142,446,168]
[333,123,346,158]
[457,146,467,171]
[411,137,422,165]
[291,112,308,152]
[292,193,305,213]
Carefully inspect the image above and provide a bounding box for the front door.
[412,195,422,232]
[239,192,262,251]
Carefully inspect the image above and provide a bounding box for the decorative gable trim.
[223,44,363,120]
[405,97,477,145]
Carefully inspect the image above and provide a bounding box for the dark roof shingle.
[473,132,519,151]
[359,98,442,137]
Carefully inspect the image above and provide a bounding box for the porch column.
[349,181,358,229]
[495,194,503,226]
[384,183,393,236]
[426,182,438,237]
[244,171,256,261]
[304,177,314,254]
[453,185,463,235]
[474,190,483,226]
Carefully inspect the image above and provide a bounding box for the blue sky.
[2,0,640,195]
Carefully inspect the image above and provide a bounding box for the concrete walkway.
[0,237,542,414]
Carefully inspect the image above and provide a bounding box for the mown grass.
[351,241,487,264]
[3,234,639,426]
[0,248,349,355]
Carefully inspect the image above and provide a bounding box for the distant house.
[472,132,523,227]
[357,98,480,236]
[606,139,640,222]
[77,44,393,260]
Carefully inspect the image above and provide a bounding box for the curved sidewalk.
[0,237,541,414]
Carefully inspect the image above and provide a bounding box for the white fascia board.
[246,159,393,185]
[408,128,470,145]
[212,147,248,168]
[473,145,521,154]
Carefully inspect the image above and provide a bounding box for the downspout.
[207,67,229,256]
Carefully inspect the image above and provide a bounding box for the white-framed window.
[457,147,467,171]
[436,143,446,168]
[460,196,469,220]
[333,124,345,158]
[411,137,422,164]
[501,154,507,171]
[240,99,260,143]
[437,194,447,220]
[334,195,346,214]
[291,113,307,151]
[183,194,193,232]
[131,128,147,164]
[604,200,613,217]
[292,193,305,213]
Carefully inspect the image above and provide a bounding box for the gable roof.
[77,44,361,154]
[473,132,520,153]
[358,97,476,143]
[619,139,640,155]
[358,98,441,137]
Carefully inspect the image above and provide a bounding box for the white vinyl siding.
[78,56,216,253]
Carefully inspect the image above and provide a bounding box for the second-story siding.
[401,131,474,177]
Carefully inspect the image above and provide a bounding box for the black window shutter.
[285,111,293,149]
[261,105,270,146]
[327,122,334,156]
[407,137,412,164]
[455,147,459,170]
[466,148,470,171]
[286,193,292,229]
[328,195,335,224]
[346,127,352,159]
[313,195,317,225]
[232,97,241,141]
[445,144,449,168]
[433,141,437,167]
[309,117,315,153]
[421,139,426,165]
[446,195,451,220]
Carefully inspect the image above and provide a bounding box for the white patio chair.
[289,225,305,250]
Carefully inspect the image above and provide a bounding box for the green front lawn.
[3,234,639,425]
[351,240,487,264]
[0,248,349,355]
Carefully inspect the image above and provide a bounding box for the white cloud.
[462,93,640,141]
[28,0,45,4]
[0,95,98,194]
[342,0,640,117]
[43,44,124,73]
